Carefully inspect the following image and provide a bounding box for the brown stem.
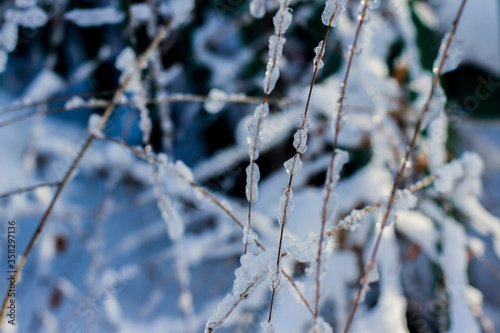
[268,4,341,323]
[0,182,60,199]
[315,0,370,322]
[343,1,468,332]
[245,0,291,254]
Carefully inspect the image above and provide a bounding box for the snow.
[15,0,36,7]
[273,6,292,35]
[131,3,153,22]
[309,317,333,333]
[321,0,348,27]
[115,47,142,93]
[158,0,194,28]
[88,114,104,138]
[6,6,48,28]
[64,96,85,110]
[204,88,228,114]
[0,50,7,74]
[395,189,417,211]
[65,7,125,27]
[250,0,266,19]
[0,20,18,52]
[261,320,275,333]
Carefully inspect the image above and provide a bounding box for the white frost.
[273,6,292,35]
[284,155,303,175]
[293,128,308,154]
[433,32,463,75]
[246,103,269,160]
[278,187,294,227]
[263,35,286,94]
[245,164,260,203]
[422,83,446,129]
[88,114,104,138]
[261,321,275,333]
[64,96,85,110]
[313,40,326,69]
[205,88,228,114]
[321,0,348,27]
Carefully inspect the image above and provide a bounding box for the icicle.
[263,35,286,94]
[246,103,269,160]
[422,83,446,129]
[313,40,326,69]
[433,32,463,75]
[245,164,260,203]
[284,155,303,175]
[293,128,308,154]
[321,0,348,27]
[278,187,294,227]
[261,321,275,333]
[249,0,266,18]
[205,88,228,114]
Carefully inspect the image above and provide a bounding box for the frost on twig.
[88,114,104,138]
[433,32,463,75]
[205,250,274,332]
[321,0,348,27]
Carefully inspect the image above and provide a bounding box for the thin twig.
[0,23,173,330]
[0,182,60,199]
[267,3,342,324]
[315,0,370,323]
[0,94,290,129]
[342,1,468,332]
[98,134,315,317]
[325,174,438,237]
[245,0,291,255]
